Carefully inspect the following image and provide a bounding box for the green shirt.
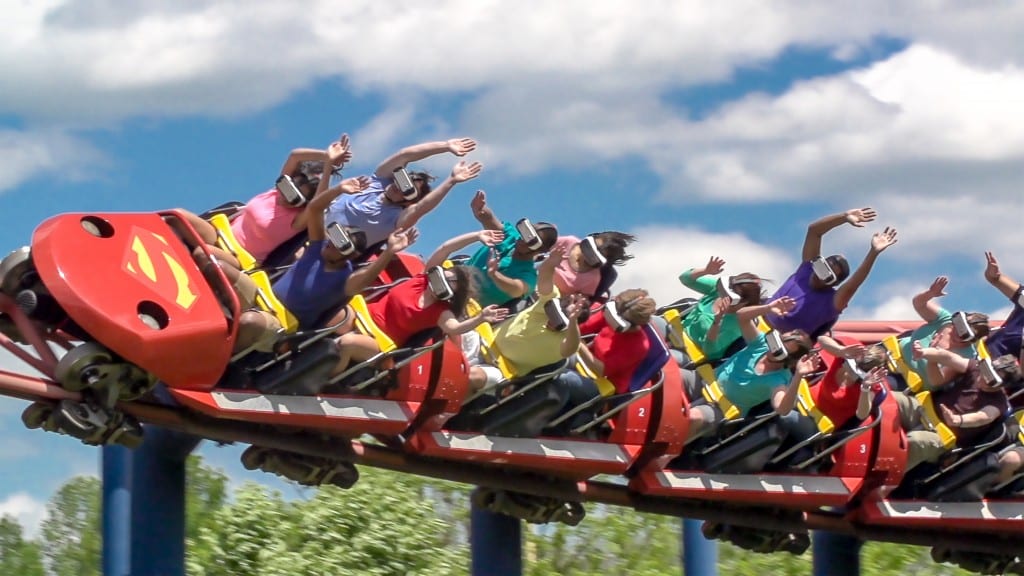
[679,269,744,361]
[898,307,976,390]
[468,221,539,307]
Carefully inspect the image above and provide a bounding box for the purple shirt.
[986,288,1024,358]
[765,261,839,337]
[272,240,354,329]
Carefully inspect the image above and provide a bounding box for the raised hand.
[540,244,567,270]
[451,160,483,183]
[794,353,819,377]
[705,256,726,276]
[863,366,887,388]
[845,207,878,227]
[870,227,898,254]
[487,249,500,276]
[386,227,419,253]
[340,176,370,194]
[984,251,1002,283]
[925,276,949,299]
[447,138,477,157]
[328,133,352,167]
[478,229,505,247]
[470,190,487,214]
[768,296,797,317]
[565,294,589,320]
[711,296,731,316]
[911,340,925,360]
[840,343,867,360]
[479,304,509,324]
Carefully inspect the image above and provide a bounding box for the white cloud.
[0,492,47,539]
[0,129,107,193]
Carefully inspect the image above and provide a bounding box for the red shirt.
[580,313,650,394]
[368,275,448,347]
[810,359,863,426]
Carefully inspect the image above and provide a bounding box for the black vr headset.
[276,174,310,207]
[325,223,358,257]
[579,236,606,268]
[425,266,455,301]
[544,299,570,332]
[393,167,420,202]
[810,256,838,286]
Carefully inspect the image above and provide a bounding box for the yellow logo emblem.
[123,229,199,310]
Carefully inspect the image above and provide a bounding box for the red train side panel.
[32,212,236,390]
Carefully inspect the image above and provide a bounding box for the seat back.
[349,294,397,353]
[683,333,741,420]
[209,213,258,271]
[796,378,835,435]
[628,324,670,393]
[592,266,618,303]
[882,335,924,393]
[916,390,958,449]
[249,270,299,333]
[466,299,516,379]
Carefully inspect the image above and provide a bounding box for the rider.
[323,138,483,249]
[549,231,636,301]
[982,251,1024,366]
[897,345,1014,472]
[183,134,352,268]
[764,208,898,338]
[329,229,509,378]
[467,190,558,308]
[896,276,990,390]
[676,256,764,363]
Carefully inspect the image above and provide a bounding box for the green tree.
[0,516,44,576]
[39,475,101,576]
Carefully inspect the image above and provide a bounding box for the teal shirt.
[679,270,744,361]
[467,221,539,307]
[898,307,975,389]
[715,334,792,416]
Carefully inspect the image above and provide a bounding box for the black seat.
[252,339,341,396]
[698,403,787,474]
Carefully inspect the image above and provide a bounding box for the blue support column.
[102,445,133,576]
[470,505,522,576]
[812,531,861,576]
[682,518,718,576]
[128,427,201,576]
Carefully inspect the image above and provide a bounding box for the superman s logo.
[123,228,199,311]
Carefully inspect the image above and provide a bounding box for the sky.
[1,0,1024,536]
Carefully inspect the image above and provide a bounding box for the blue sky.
[2,0,1024,534]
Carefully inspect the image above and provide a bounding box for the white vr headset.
[716,277,742,305]
[425,266,455,301]
[325,223,358,256]
[393,167,419,201]
[603,300,632,333]
[810,256,838,286]
[544,299,570,332]
[579,236,606,268]
[979,357,1004,388]
[952,310,983,343]
[515,218,543,251]
[276,174,309,207]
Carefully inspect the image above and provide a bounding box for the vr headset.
[275,174,309,207]
[579,236,606,268]
[516,218,543,251]
[393,167,419,202]
[979,357,1004,388]
[810,256,838,286]
[325,223,358,257]
[603,300,632,333]
[716,277,742,305]
[952,311,981,343]
[765,330,789,362]
[425,266,455,301]
[544,299,570,332]
[843,357,869,381]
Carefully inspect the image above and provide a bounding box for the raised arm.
[913,342,970,388]
[985,251,1021,301]
[834,227,898,311]
[292,136,352,231]
[438,304,509,337]
[344,228,419,297]
[486,252,529,300]
[424,229,504,270]
[679,256,725,294]
[801,207,877,262]
[817,334,866,359]
[773,354,817,416]
[305,176,370,241]
[559,294,586,359]
[469,190,503,231]
[536,244,566,296]
[374,137,476,178]
[396,160,483,231]
[855,366,885,421]
[912,276,948,323]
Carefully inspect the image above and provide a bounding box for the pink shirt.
[552,236,601,297]
[230,188,303,263]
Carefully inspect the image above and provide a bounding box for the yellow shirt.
[492,288,566,376]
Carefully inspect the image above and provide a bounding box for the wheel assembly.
[0,247,33,297]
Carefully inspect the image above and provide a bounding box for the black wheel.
[0,247,33,297]
[701,521,724,540]
[325,463,359,489]
[241,446,268,470]
[113,419,144,449]
[471,487,498,510]
[21,402,53,429]
[54,401,101,441]
[560,502,585,526]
